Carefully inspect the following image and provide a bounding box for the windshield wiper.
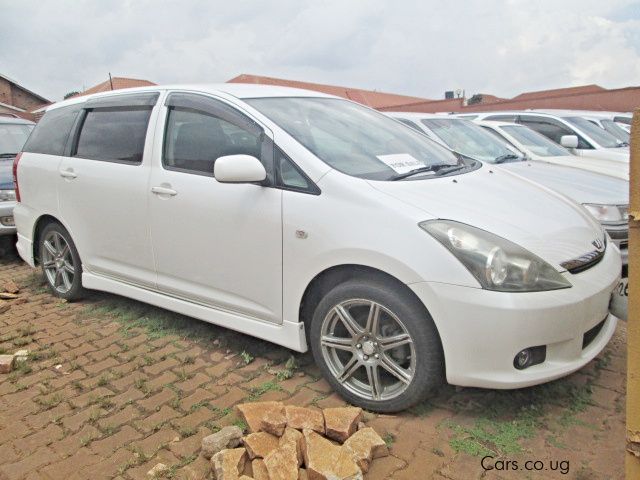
[434,164,467,176]
[0,153,18,158]
[390,164,452,181]
[616,142,629,147]
[494,153,521,164]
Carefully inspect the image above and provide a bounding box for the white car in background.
[13,84,623,411]
[386,113,629,271]
[531,110,630,145]
[477,120,627,180]
[456,111,629,168]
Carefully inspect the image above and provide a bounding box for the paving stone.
[201,425,244,459]
[324,407,362,443]
[90,425,142,455]
[211,448,247,480]
[342,427,388,472]
[302,429,362,480]
[133,427,180,457]
[139,405,180,432]
[264,440,299,480]
[243,431,280,459]
[236,401,284,433]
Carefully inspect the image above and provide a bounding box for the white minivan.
[14,85,622,411]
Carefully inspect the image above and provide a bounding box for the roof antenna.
[108,72,114,90]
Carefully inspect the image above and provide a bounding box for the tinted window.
[75,108,151,163]
[23,105,81,156]
[501,125,571,157]
[163,107,263,175]
[0,123,33,155]
[519,116,591,149]
[563,116,623,148]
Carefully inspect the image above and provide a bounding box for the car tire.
[309,278,444,412]
[39,222,84,301]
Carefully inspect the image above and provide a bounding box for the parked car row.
[0,115,34,253]
[9,85,630,411]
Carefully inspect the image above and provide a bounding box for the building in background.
[228,74,639,114]
[0,73,50,121]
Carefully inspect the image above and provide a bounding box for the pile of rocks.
[200,401,388,480]
[0,349,29,374]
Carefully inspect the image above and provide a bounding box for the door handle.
[151,186,178,196]
[59,169,77,179]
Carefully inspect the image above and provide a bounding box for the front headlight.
[0,190,16,202]
[420,220,572,292]
[582,204,628,224]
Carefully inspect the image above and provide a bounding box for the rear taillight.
[12,152,22,202]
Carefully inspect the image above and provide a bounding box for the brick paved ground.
[0,248,627,480]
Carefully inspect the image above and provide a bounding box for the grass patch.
[248,380,282,401]
[240,351,254,365]
[383,432,395,447]
[444,376,598,457]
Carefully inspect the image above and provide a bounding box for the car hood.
[587,148,629,162]
[368,166,604,269]
[499,161,628,205]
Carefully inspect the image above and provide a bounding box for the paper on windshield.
[376,154,424,174]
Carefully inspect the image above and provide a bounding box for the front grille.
[582,319,606,349]
[607,228,628,241]
[560,248,605,274]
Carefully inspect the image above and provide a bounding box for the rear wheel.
[39,223,84,300]
[309,279,444,412]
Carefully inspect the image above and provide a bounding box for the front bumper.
[0,201,16,236]
[409,245,620,389]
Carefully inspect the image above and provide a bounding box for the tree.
[63,91,80,99]
[467,94,483,105]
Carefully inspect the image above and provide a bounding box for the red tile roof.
[227,74,432,109]
[511,84,605,101]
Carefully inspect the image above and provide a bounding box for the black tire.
[39,222,85,301]
[309,278,444,412]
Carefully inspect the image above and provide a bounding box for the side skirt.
[82,272,308,352]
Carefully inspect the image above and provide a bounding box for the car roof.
[386,112,451,120]
[0,115,35,125]
[476,120,521,128]
[45,83,338,112]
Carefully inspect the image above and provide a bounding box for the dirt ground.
[0,248,627,480]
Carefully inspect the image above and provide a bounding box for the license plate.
[609,277,628,321]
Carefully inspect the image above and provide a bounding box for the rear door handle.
[151,186,178,196]
[59,169,77,179]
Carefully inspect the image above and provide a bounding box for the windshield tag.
[376,154,425,174]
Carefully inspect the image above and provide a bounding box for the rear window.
[74,108,152,164]
[0,123,33,155]
[23,105,81,156]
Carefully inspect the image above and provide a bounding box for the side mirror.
[560,135,579,149]
[214,155,266,183]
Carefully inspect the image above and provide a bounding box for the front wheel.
[39,222,84,301]
[309,279,444,412]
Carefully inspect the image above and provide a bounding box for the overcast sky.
[1,0,639,102]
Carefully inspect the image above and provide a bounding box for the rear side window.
[74,108,152,164]
[23,105,81,156]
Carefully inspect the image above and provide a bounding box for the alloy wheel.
[41,231,75,294]
[320,299,416,402]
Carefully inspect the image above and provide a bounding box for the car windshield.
[420,118,523,163]
[501,125,571,157]
[0,123,33,155]
[601,119,630,143]
[563,116,623,148]
[244,97,462,181]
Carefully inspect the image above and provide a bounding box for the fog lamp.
[513,345,546,370]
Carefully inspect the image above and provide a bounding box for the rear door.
[57,92,160,288]
[147,92,283,323]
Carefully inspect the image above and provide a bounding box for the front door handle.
[151,186,178,196]
[59,169,77,179]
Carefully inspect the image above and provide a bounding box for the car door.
[148,92,283,323]
[57,92,160,288]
